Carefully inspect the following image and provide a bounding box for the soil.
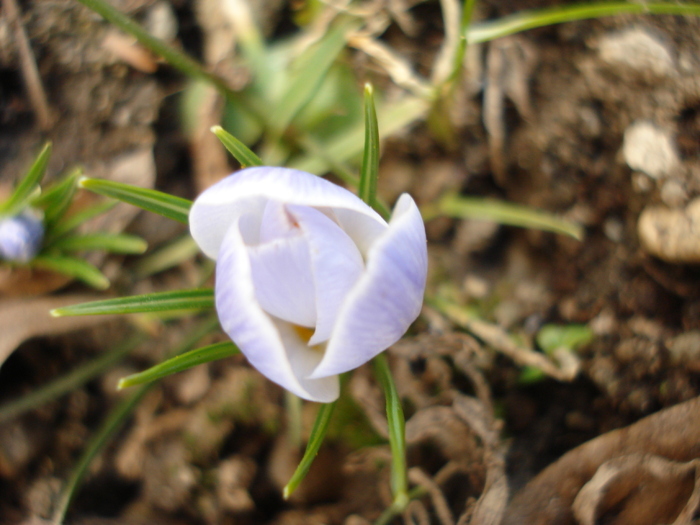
[1,1,700,524]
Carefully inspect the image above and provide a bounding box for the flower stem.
[373,353,409,511]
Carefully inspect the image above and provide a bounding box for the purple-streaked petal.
[286,204,364,345]
[189,167,387,259]
[309,194,427,378]
[247,234,316,328]
[215,215,339,402]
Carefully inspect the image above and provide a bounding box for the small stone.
[598,28,674,79]
[660,179,688,208]
[667,331,700,370]
[603,217,624,243]
[463,274,490,299]
[638,197,700,263]
[623,122,679,179]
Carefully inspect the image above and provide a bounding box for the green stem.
[283,401,336,499]
[468,2,700,44]
[373,353,409,511]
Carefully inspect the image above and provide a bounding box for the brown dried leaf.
[0,295,116,368]
[503,396,700,525]
[572,454,700,525]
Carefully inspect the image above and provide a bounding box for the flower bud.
[0,210,44,263]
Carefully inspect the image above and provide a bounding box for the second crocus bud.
[0,210,44,263]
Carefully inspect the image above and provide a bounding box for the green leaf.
[72,0,243,102]
[358,83,383,217]
[32,254,110,290]
[50,288,214,317]
[48,233,147,254]
[268,17,358,136]
[467,2,700,44]
[212,126,263,168]
[373,353,409,511]
[283,401,336,499]
[0,142,52,217]
[79,178,192,224]
[117,341,239,389]
[537,324,594,355]
[290,96,429,175]
[431,192,584,240]
[52,381,151,524]
[0,332,145,423]
[33,168,80,226]
[133,234,200,278]
[50,315,220,524]
[48,201,117,239]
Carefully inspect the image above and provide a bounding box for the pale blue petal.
[309,194,427,378]
[0,212,44,263]
[189,167,387,260]
[215,215,339,402]
[286,205,365,345]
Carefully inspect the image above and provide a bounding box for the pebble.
[638,197,700,263]
[623,121,680,179]
[667,331,700,370]
[597,28,674,79]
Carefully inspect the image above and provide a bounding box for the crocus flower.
[0,210,44,263]
[190,167,427,402]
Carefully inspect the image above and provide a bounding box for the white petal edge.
[286,204,365,345]
[309,193,427,378]
[215,215,340,402]
[189,167,387,259]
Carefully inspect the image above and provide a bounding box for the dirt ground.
[2,1,700,524]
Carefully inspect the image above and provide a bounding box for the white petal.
[247,234,316,328]
[309,194,427,378]
[286,205,365,345]
[189,167,387,260]
[259,199,298,243]
[215,216,340,402]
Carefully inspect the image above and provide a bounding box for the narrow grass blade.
[48,201,117,239]
[0,142,51,217]
[133,234,200,278]
[283,401,336,499]
[467,2,700,44]
[51,288,214,317]
[50,316,220,525]
[269,18,358,135]
[359,84,382,216]
[32,255,109,290]
[212,126,263,167]
[72,0,241,101]
[48,233,147,254]
[0,333,145,423]
[432,192,584,240]
[290,96,429,175]
[117,341,239,389]
[373,353,409,511]
[447,0,478,84]
[51,381,150,525]
[33,168,80,226]
[79,178,192,224]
